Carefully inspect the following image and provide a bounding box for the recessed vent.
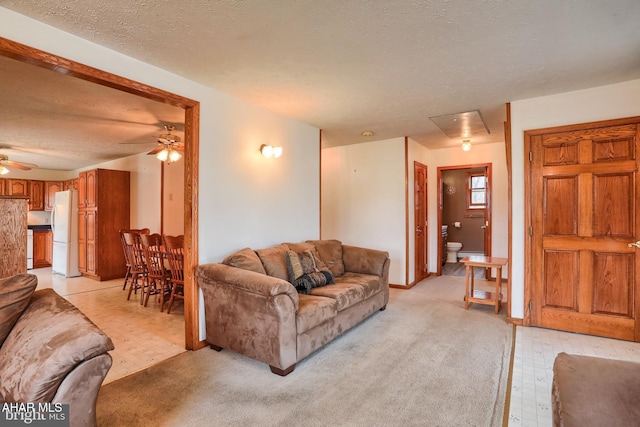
[429,110,490,139]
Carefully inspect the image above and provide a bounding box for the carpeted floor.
[97,275,513,426]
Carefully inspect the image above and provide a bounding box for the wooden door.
[44,181,63,211]
[85,169,97,209]
[77,172,87,209]
[78,211,87,273]
[33,230,50,268]
[85,210,97,275]
[414,162,428,282]
[7,179,28,196]
[529,119,640,341]
[29,180,44,211]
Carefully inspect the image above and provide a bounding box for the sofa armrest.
[196,263,298,311]
[53,353,112,427]
[196,263,298,371]
[342,245,390,279]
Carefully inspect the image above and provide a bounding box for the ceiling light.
[0,166,9,175]
[156,149,169,162]
[461,140,472,151]
[361,131,374,137]
[168,149,182,163]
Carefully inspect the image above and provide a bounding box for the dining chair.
[123,232,148,303]
[140,233,171,310]
[119,228,150,291]
[163,234,185,314]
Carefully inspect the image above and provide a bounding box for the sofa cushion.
[306,239,345,277]
[310,282,365,311]
[0,274,38,347]
[296,294,337,334]
[0,289,114,403]
[256,244,290,281]
[337,272,384,300]
[222,247,266,275]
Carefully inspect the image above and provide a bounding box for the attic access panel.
[429,110,490,139]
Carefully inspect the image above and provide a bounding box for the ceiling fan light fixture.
[0,165,9,175]
[168,149,182,163]
[156,148,169,162]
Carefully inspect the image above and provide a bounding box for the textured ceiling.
[1,0,640,170]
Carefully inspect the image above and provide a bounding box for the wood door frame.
[524,115,640,334]
[414,161,429,283]
[0,37,202,350]
[437,163,493,276]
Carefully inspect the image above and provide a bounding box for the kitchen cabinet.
[77,168,130,281]
[0,196,28,277]
[33,229,52,268]
[0,178,6,195]
[29,180,44,211]
[7,179,28,196]
[44,181,64,211]
[63,179,77,191]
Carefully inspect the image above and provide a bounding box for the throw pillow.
[0,274,38,347]
[222,247,267,275]
[285,250,334,294]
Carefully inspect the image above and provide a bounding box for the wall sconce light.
[260,144,283,158]
[461,139,472,151]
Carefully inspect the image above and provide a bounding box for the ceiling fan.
[148,124,184,163]
[0,153,38,175]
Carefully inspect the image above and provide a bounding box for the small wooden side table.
[461,255,508,314]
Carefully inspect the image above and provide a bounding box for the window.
[466,173,486,209]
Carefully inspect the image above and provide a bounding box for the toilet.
[446,242,462,263]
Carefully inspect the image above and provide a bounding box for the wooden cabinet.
[63,179,77,191]
[0,178,6,195]
[29,180,44,211]
[44,181,64,211]
[0,196,28,278]
[33,230,53,268]
[7,179,28,196]
[77,169,130,281]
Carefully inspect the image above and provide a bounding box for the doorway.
[437,163,492,277]
[414,162,428,283]
[0,37,200,350]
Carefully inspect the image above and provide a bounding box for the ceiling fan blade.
[3,160,37,170]
[174,145,185,152]
[147,146,165,155]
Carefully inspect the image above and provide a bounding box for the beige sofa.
[196,239,390,376]
[552,352,640,426]
[0,274,114,427]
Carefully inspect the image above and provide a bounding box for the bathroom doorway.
[437,163,492,277]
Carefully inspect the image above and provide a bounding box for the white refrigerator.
[51,190,81,277]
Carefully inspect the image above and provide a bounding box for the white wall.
[510,78,640,319]
[428,143,509,276]
[322,138,406,285]
[1,8,321,341]
[163,158,185,236]
[74,152,162,233]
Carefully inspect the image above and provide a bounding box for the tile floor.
[508,325,640,426]
[32,267,186,384]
